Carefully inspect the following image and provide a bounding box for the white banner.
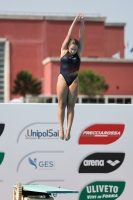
[0,103,133,200]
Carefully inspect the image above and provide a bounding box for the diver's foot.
[59,129,64,140]
[65,130,71,141]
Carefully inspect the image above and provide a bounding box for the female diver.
[57,13,84,140]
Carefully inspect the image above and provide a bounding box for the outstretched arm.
[78,14,85,55]
[61,14,80,51]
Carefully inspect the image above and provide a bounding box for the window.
[98,98,105,104]
[125,98,131,104]
[82,98,89,103]
[108,98,115,103]
[116,98,123,104]
[108,98,131,104]
[45,97,52,103]
[90,98,97,103]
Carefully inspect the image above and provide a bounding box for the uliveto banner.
[79,181,126,200]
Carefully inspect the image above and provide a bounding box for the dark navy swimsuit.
[60,51,81,86]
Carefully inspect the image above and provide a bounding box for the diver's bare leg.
[57,74,68,139]
[66,77,79,140]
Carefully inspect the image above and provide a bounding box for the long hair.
[68,38,79,48]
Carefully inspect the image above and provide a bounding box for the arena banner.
[0,103,133,200]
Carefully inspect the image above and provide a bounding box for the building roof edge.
[42,57,133,65]
[0,14,106,21]
[105,22,126,27]
[0,14,126,26]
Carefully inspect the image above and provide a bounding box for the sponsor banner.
[17,123,59,143]
[17,151,64,173]
[0,104,133,200]
[28,157,55,170]
[79,124,125,145]
[0,152,5,165]
[0,124,5,136]
[79,153,125,173]
[79,181,125,200]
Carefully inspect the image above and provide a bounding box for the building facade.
[0,14,133,103]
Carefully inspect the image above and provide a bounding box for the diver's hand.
[74,13,81,23]
[79,13,85,23]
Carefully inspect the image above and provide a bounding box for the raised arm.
[78,14,85,55]
[61,14,80,52]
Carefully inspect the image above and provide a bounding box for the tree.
[78,69,109,102]
[12,70,42,102]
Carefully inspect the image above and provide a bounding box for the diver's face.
[68,44,78,55]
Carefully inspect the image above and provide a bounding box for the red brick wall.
[0,18,125,98]
[45,61,133,95]
[45,21,82,57]
[0,19,45,98]
[44,62,52,94]
[83,22,105,57]
[81,62,133,95]
[43,61,60,94]
[105,26,124,58]
[45,21,124,58]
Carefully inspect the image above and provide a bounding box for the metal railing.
[0,11,101,17]
[25,94,133,104]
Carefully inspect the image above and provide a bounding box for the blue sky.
[0,0,133,58]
